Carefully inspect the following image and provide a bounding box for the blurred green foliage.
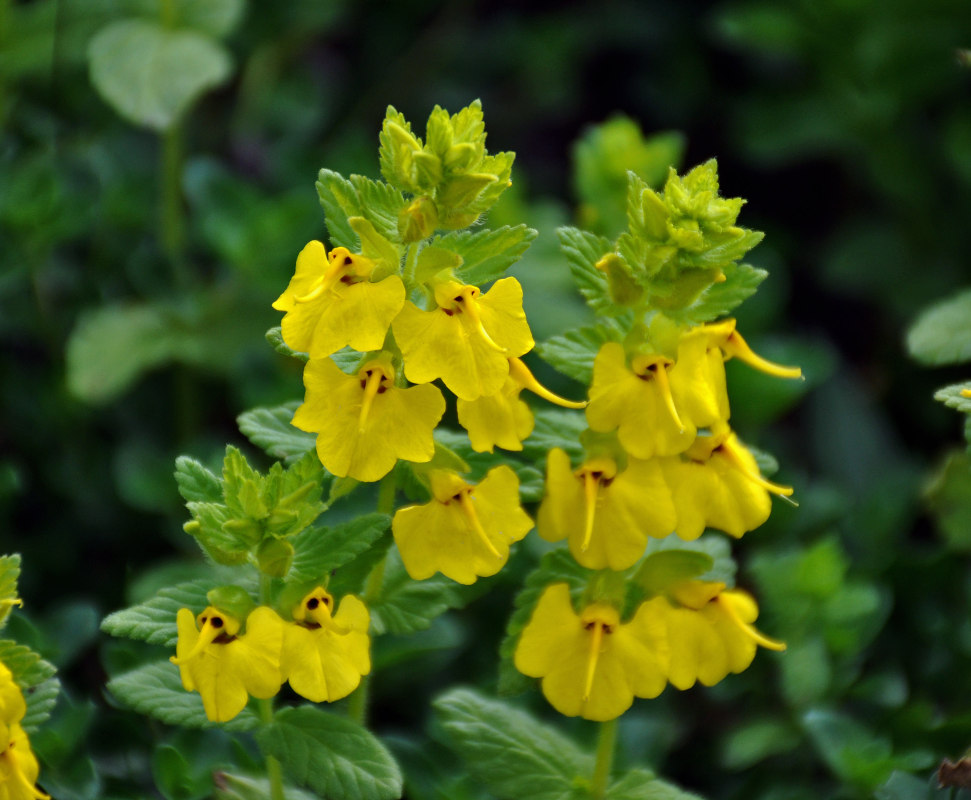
[3,0,971,797]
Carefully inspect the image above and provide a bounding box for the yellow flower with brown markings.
[514,583,668,721]
[392,467,533,585]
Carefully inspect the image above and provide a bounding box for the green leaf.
[328,532,394,600]
[174,456,222,504]
[237,403,317,465]
[802,708,902,790]
[289,513,391,582]
[556,227,615,314]
[522,408,588,464]
[0,554,20,629]
[720,719,801,770]
[934,381,971,413]
[266,326,309,363]
[924,452,971,551]
[107,660,259,731]
[665,262,768,325]
[632,550,714,596]
[88,19,232,131]
[434,225,538,286]
[0,640,57,688]
[102,579,232,647]
[256,706,402,800]
[433,687,591,800]
[907,288,971,365]
[369,549,466,636]
[22,676,60,734]
[65,303,178,404]
[534,319,628,384]
[0,640,59,730]
[315,170,405,251]
[498,549,594,695]
[607,768,703,800]
[643,533,737,587]
[214,773,319,800]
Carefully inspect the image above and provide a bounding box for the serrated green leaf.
[349,175,407,245]
[266,326,309,363]
[237,403,317,465]
[88,19,232,131]
[0,555,20,629]
[522,408,587,463]
[434,225,537,286]
[498,549,593,695]
[665,262,768,325]
[328,532,394,600]
[802,708,897,790]
[102,579,245,647]
[934,382,971,413]
[907,288,971,366]
[607,768,703,800]
[174,456,222,504]
[0,640,57,688]
[107,660,259,731]
[556,227,615,314]
[289,513,390,583]
[369,549,466,636]
[315,170,405,252]
[433,687,591,800]
[683,230,764,270]
[534,319,628,384]
[256,706,402,800]
[22,676,60,733]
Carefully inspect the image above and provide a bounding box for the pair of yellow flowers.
[171,587,369,723]
[516,580,785,721]
[0,662,46,800]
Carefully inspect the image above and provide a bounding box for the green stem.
[258,699,286,800]
[403,242,419,287]
[349,472,397,725]
[160,122,188,288]
[590,718,617,800]
[256,574,286,800]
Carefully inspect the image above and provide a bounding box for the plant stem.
[590,718,617,800]
[258,699,286,800]
[160,122,188,289]
[349,472,397,725]
[256,574,286,800]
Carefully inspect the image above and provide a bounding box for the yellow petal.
[272,240,328,313]
[393,466,532,584]
[586,343,694,458]
[303,276,406,358]
[0,662,26,726]
[538,450,676,571]
[282,596,370,704]
[669,329,730,427]
[457,377,534,453]
[293,357,445,482]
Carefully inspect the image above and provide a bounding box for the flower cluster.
[511,160,799,720]
[273,102,583,584]
[172,586,370,722]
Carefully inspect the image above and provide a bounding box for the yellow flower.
[457,357,586,453]
[292,354,445,482]
[280,588,371,704]
[585,341,720,459]
[273,241,405,358]
[537,449,676,571]
[660,425,794,540]
[700,319,802,380]
[640,580,784,689]
[171,605,285,723]
[514,583,668,721]
[392,466,533,584]
[0,665,46,800]
[0,721,46,800]
[392,277,534,400]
